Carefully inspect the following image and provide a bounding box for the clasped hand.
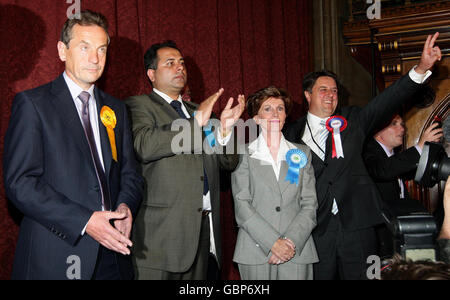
[269,237,296,265]
[86,203,133,256]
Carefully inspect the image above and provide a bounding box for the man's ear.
[147,69,155,84]
[304,90,311,106]
[57,41,67,62]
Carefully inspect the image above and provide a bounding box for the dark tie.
[170,100,209,196]
[78,91,111,211]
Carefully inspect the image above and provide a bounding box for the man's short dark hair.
[302,70,339,93]
[144,40,181,71]
[246,86,292,118]
[60,10,110,47]
[381,254,450,280]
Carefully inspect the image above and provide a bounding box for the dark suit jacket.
[363,138,420,211]
[125,92,238,274]
[3,74,143,280]
[283,74,424,237]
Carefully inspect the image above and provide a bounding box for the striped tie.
[78,91,111,211]
[317,120,328,161]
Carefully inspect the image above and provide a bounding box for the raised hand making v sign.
[415,32,442,74]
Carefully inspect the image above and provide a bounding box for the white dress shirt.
[248,133,293,181]
[302,112,339,214]
[302,112,328,160]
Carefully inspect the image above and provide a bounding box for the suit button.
[275,206,281,212]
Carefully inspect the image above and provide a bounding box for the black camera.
[381,142,450,262]
[415,142,450,188]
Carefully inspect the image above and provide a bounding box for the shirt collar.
[376,139,394,157]
[307,112,328,132]
[153,88,183,104]
[249,133,293,164]
[63,71,95,101]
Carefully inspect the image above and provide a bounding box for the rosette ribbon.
[285,149,308,185]
[326,116,347,159]
[100,106,117,162]
[193,111,216,148]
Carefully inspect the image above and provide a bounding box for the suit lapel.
[278,161,291,194]
[49,75,94,164]
[183,101,197,119]
[94,87,112,178]
[248,145,280,194]
[149,91,187,120]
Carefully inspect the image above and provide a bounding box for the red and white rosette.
[326,116,347,159]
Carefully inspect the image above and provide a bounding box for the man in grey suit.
[126,41,244,280]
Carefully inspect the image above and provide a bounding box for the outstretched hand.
[416,32,442,74]
[195,88,224,127]
[220,94,245,136]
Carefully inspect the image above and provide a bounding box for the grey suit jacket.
[232,137,319,265]
[125,92,238,273]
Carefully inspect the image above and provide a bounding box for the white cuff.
[81,222,88,236]
[217,127,232,146]
[409,65,432,84]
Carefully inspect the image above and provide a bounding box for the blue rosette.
[285,149,307,185]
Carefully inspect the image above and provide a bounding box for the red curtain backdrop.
[0,0,312,280]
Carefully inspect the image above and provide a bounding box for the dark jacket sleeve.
[363,138,421,182]
[3,92,93,245]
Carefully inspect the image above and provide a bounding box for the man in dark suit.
[363,115,442,257]
[126,41,244,279]
[3,10,143,280]
[283,33,442,279]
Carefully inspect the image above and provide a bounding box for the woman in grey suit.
[232,86,319,280]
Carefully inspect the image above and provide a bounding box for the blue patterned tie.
[78,91,111,211]
[170,100,209,196]
[317,120,328,161]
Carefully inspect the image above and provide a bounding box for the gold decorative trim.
[381,64,402,74]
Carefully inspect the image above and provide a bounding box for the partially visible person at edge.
[3,10,143,280]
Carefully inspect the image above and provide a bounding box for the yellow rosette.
[100,106,117,162]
